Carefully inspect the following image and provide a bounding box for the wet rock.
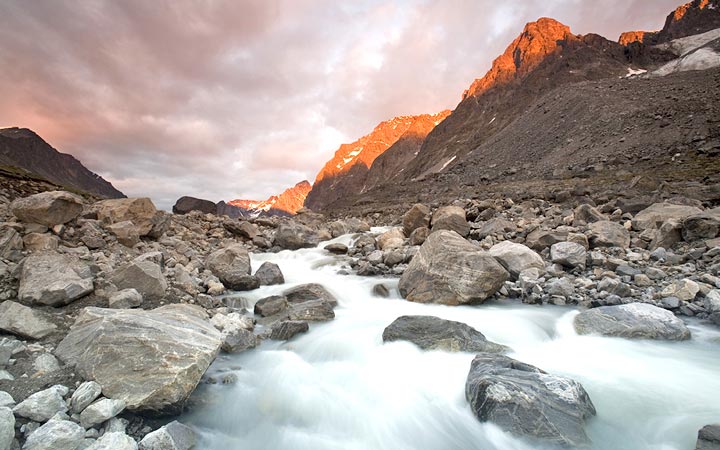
[221,329,257,353]
[431,205,469,237]
[288,300,335,321]
[55,305,223,414]
[80,397,126,428]
[632,203,703,230]
[108,288,143,309]
[87,431,138,450]
[138,420,196,450]
[270,321,309,341]
[696,424,720,450]
[10,191,84,226]
[402,204,431,236]
[22,419,85,450]
[254,262,284,286]
[372,284,390,298]
[70,381,102,414]
[382,316,508,353]
[210,312,256,353]
[588,221,630,248]
[205,244,252,290]
[465,353,596,447]
[283,283,338,306]
[399,230,508,305]
[0,300,57,339]
[95,197,160,236]
[0,407,14,450]
[111,260,167,301]
[324,243,348,255]
[574,303,690,340]
[12,385,68,422]
[550,242,587,269]
[19,252,94,306]
[377,227,405,250]
[488,241,544,279]
[254,295,288,317]
[273,222,319,250]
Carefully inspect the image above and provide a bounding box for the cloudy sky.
[0,0,679,210]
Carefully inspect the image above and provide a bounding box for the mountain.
[229,180,311,217]
[304,112,450,211]
[620,0,720,46]
[0,127,124,198]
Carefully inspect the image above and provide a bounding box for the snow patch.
[653,47,720,77]
[439,156,456,171]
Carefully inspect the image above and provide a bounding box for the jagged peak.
[619,0,720,45]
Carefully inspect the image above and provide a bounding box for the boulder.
[431,205,470,237]
[205,244,252,290]
[283,283,338,306]
[409,226,430,246]
[87,432,138,450]
[254,261,284,285]
[23,232,59,252]
[649,219,683,250]
[54,304,223,414]
[273,222,319,250]
[0,407,13,450]
[70,381,102,414]
[682,209,720,242]
[21,419,85,450]
[0,300,57,339]
[465,353,596,447]
[550,242,587,269]
[588,221,630,248]
[95,197,160,236]
[0,226,23,259]
[223,220,259,239]
[525,228,568,251]
[573,203,606,225]
[288,300,335,321]
[382,316,508,353]
[19,252,94,306]
[108,288,144,309]
[402,204,431,236]
[696,424,720,450]
[138,421,196,450]
[372,284,390,298]
[376,227,405,250]
[659,279,699,301]
[254,295,288,317]
[488,241,544,279]
[10,191,84,226]
[12,385,67,422]
[632,203,703,230]
[324,243,348,255]
[399,231,508,305]
[106,220,140,247]
[111,260,167,301]
[172,196,216,215]
[270,321,309,341]
[80,397,126,428]
[574,303,690,340]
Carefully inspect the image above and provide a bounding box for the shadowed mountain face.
[620,0,720,45]
[229,180,311,217]
[304,112,450,211]
[0,127,124,199]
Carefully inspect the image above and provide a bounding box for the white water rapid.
[182,232,720,450]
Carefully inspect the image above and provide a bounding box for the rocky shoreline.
[0,188,719,449]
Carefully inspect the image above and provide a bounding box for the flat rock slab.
[10,191,84,226]
[0,300,57,339]
[19,252,94,306]
[382,315,508,353]
[574,303,691,340]
[55,304,223,414]
[465,353,596,447]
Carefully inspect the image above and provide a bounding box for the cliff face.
[0,127,124,199]
[229,180,311,217]
[619,0,720,45]
[304,112,449,211]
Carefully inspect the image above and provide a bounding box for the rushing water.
[183,232,720,450]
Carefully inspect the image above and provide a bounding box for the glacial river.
[183,232,720,450]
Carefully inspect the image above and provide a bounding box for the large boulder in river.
[399,230,509,305]
[172,196,217,215]
[488,241,544,279]
[205,244,252,290]
[274,221,320,250]
[402,204,431,236]
[95,197,161,236]
[696,424,720,450]
[55,304,223,414]
[632,202,703,231]
[465,353,596,447]
[111,260,167,301]
[19,252,94,306]
[10,191,84,226]
[382,316,508,353]
[588,221,630,248]
[574,303,690,340]
[431,205,470,237]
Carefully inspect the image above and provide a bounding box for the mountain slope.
[620,0,720,45]
[229,180,311,217]
[0,127,124,198]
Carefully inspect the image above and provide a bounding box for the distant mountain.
[229,180,311,217]
[304,112,449,211]
[620,0,720,46]
[0,127,124,198]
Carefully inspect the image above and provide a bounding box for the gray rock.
[283,283,338,306]
[33,353,60,373]
[323,243,348,255]
[22,419,85,450]
[273,222,319,250]
[372,284,390,298]
[588,221,630,248]
[111,260,167,301]
[10,191,84,227]
[254,262,284,286]
[382,316,508,353]
[221,329,257,353]
[546,278,575,298]
[270,321,309,341]
[704,290,720,314]
[95,198,160,237]
[86,431,138,450]
[55,305,222,414]
[80,398,126,429]
[660,279,700,301]
[696,424,720,450]
[650,220,683,251]
[13,385,68,422]
[0,391,14,408]
[376,227,405,250]
[632,203,703,230]
[488,241,544,279]
[108,288,143,309]
[23,232,59,252]
[431,206,469,237]
[574,303,691,340]
[683,211,720,242]
[0,226,23,260]
[399,231,508,305]
[0,407,13,450]
[205,244,252,290]
[106,221,140,247]
[525,228,568,251]
[288,300,335,321]
[254,295,288,317]
[402,204,431,236]
[574,204,606,224]
[550,242,587,269]
[138,421,196,450]
[19,252,94,306]
[70,381,103,414]
[465,353,596,447]
[0,301,57,339]
[223,220,259,240]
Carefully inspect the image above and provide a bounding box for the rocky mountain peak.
[229,180,311,216]
[464,18,573,98]
[619,0,720,45]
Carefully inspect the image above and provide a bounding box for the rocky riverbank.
[0,188,719,449]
